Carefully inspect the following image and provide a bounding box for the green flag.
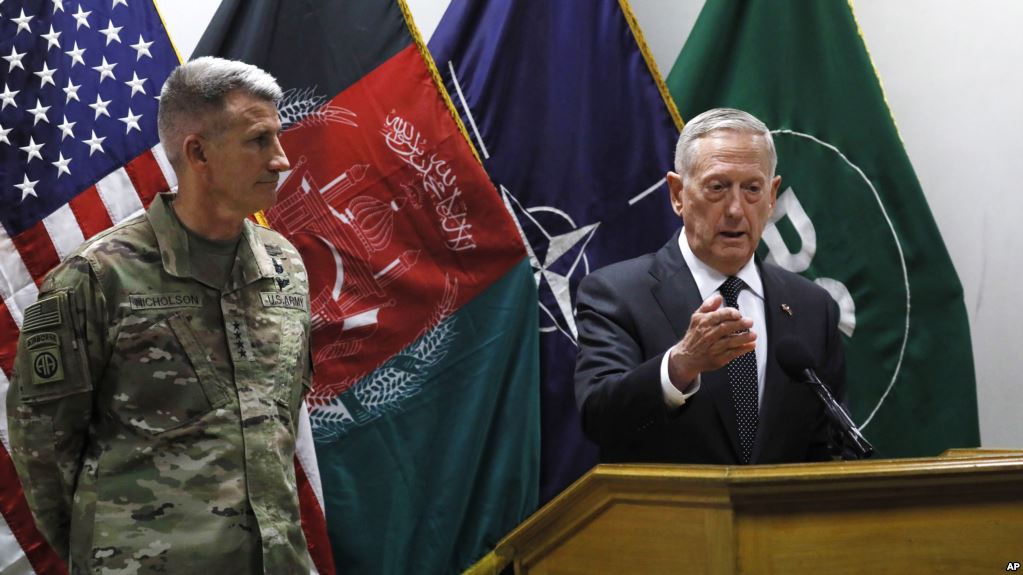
[667,1,979,456]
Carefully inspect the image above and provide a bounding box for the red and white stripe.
[296,402,333,575]
[0,144,333,574]
[1,144,177,312]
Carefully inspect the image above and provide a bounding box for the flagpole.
[395,0,486,166]
[618,0,685,131]
[151,0,186,64]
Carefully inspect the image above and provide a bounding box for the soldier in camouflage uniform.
[7,57,314,573]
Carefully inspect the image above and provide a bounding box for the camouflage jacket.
[7,194,314,574]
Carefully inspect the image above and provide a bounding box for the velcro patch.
[129,293,203,310]
[260,292,307,310]
[30,346,64,385]
[22,296,62,331]
[26,332,59,350]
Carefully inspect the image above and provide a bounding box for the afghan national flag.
[428,0,683,503]
[667,0,979,456]
[194,1,540,573]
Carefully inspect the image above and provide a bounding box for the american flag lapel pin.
[781,304,793,316]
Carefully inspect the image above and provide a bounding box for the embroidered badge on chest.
[264,244,291,288]
[260,292,307,310]
[272,257,291,289]
[128,293,203,311]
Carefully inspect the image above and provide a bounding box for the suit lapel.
[752,261,792,463]
[648,231,701,341]
[649,230,743,462]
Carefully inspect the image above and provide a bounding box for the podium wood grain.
[496,451,1023,574]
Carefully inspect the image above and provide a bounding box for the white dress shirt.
[660,228,768,408]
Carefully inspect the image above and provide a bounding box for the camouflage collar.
[147,193,276,288]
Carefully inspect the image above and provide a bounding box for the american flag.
[0,2,329,574]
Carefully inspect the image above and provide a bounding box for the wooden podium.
[492,450,1023,574]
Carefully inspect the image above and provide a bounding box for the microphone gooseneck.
[775,337,874,459]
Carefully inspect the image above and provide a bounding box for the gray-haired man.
[8,57,313,573]
[574,108,846,466]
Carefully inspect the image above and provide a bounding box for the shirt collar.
[677,227,763,301]
[147,192,275,286]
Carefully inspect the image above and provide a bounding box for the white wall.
[852,1,1023,448]
[163,0,1022,448]
[154,0,214,59]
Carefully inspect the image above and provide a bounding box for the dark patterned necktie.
[719,276,759,464]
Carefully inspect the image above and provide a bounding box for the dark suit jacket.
[574,230,846,465]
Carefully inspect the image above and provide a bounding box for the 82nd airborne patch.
[26,332,64,385]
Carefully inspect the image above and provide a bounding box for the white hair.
[673,108,777,181]
[157,56,283,169]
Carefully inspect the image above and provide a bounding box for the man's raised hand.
[666,294,756,392]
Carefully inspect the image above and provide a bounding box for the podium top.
[496,450,1023,566]
[565,450,1023,495]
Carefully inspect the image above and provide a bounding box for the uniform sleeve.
[6,256,107,559]
[279,236,313,420]
[299,258,313,415]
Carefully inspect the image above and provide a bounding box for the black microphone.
[775,337,874,459]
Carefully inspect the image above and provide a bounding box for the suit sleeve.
[6,257,106,559]
[574,271,672,449]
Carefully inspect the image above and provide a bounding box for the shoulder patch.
[25,332,60,350]
[22,295,62,332]
[29,345,64,385]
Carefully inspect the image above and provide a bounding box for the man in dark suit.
[574,108,845,465]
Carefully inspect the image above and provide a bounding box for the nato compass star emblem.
[501,186,599,345]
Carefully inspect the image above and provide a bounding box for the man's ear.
[183,134,208,172]
[770,174,782,207]
[666,171,685,217]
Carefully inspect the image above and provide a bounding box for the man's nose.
[724,187,744,217]
[268,136,290,172]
